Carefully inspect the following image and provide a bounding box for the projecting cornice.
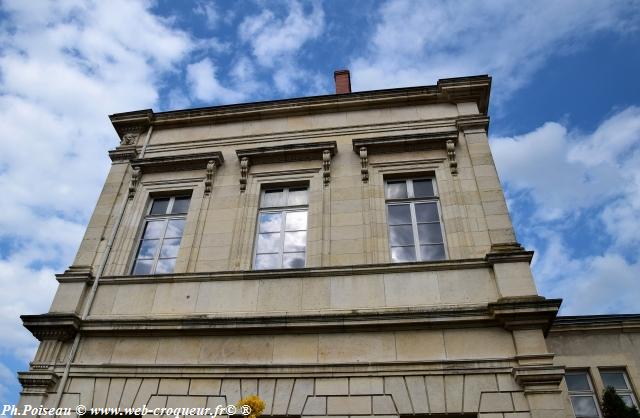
[550,314,640,334]
[108,75,491,134]
[21,313,80,341]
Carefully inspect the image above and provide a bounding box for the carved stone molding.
[55,265,93,283]
[240,157,249,192]
[130,152,224,174]
[456,115,490,133]
[21,313,80,342]
[204,159,217,195]
[488,297,561,334]
[236,141,338,191]
[128,167,141,200]
[109,109,153,145]
[512,365,565,394]
[108,145,138,162]
[359,146,368,182]
[322,149,331,186]
[18,371,60,394]
[446,139,458,175]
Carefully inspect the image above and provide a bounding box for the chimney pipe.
[334,69,351,94]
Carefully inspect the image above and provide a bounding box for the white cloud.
[0,0,194,387]
[491,106,640,313]
[193,1,219,29]
[350,0,639,99]
[238,0,327,95]
[186,58,246,103]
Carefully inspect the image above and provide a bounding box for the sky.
[0,0,639,405]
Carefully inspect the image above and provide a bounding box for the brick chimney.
[334,69,351,94]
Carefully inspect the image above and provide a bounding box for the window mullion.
[279,210,286,267]
[152,218,170,273]
[410,202,420,261]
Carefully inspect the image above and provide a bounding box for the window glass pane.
[391,246,416,262]
[255,253,280,270]
[566,373,591,392]
[257,233,281,253]
[287,188,308,206]
[259,212,282,233]
[601,372,628,390]
[150,198,170,215]
[570,396,599,417]
[261,189,284,207]
[389,225,414,246]
[155,258,176,274]
[284,231,306,252]
[132,259,153,275]
[420,244,445,261]
[171,196,191,214]
[415,202,439,223]
[386,181,408,199]
[387,204,412,225]
[142,220,165,239]
[165,219,186,238]
[412,179,435,198]
[159,238,181,258]
[137,239,159,259]
[418,224,443,244]
[620,395,635,408]
[283,253,305,268]
[285,211,307,231]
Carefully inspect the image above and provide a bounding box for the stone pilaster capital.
[512,365,565,394]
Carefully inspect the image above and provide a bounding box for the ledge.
[488,297,562,335]
[236,141,337,163]
[109,76,491,132]
[550,314,640,334]
[18,370,59,393]
[21,313,80,341]
[131,151,224,173]
[81,305,495,336]
[512,365,565,393]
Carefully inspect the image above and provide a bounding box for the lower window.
[600,369,638,408]
[566,371,601,418]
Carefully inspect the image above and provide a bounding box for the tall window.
[385,178,445,262]
[600,369,638,408]
[566,371,600,418]
[132,196,191,275]
[254,187,308,270]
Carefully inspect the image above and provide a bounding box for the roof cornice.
[109,75,491,134]
[550,314,640,333]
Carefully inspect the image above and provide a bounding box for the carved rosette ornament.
[323,149,331,186]
[240,157,249,192]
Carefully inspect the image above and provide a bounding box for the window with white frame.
[566,371,601,418]
[254,186,308,270]
[600,369,638,408]
[131,196,191,275]
[385,178,446,262]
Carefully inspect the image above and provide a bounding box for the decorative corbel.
[128,167,141,199]
[204,160,217,195]
[119,125,143,146]
[446,139,458,175]
[359,146,368,182]
[323,149,331,186]
[240,157,250,192]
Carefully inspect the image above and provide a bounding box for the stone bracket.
[446,139,457,175]
[204,159,218,195]
[359,146,368,182]
[128,167,141,200]
[489,297,562,335]
[512,365,565,394]
[236,141,338,191]
[18,370,60,394]
[21,313,81,342]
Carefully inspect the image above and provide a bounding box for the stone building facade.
[18,72,639,418]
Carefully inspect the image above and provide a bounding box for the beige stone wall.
[548,329,640,417]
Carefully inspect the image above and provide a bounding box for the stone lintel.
[489,297,562,334]
[512,365,565,394]
[21,313,80,342]
[17,371,60,394]
[236,141,337,164]
[131,152,224,174]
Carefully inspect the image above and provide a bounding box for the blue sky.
[0,0,639,405]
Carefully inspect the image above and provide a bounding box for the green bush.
[602,386,640,418]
